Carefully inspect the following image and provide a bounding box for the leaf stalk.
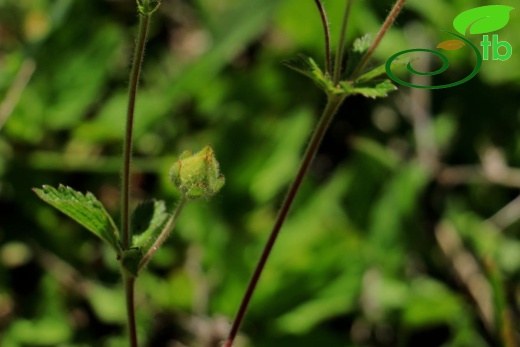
[138,197,188,271]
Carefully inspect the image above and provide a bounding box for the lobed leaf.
[33,185,121,253]
[284,54,343,95]
[352,34,373,53]
[340,79,397,99]
[344,34,374,79]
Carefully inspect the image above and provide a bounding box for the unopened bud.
[169,145,225,200]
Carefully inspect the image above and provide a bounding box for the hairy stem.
[124,274,138,347]
[138,197,188,271]
[223,94,345,347]
[122,13,151,249]
[313,0,332,76]
[333,0,354,85]
[350,0,406,80]
[121,5,156,346]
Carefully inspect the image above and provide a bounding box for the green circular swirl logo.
[386,5,514,89]
[385,31,482,89]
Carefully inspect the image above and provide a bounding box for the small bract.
[169,145,225,200]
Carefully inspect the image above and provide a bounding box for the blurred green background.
[1,0,519,346]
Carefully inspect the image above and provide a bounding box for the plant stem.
[332,0,354,85]
[223,94,345,347]
[124,274,138,347]
[138,197,188,271]
[122,13,151,249]
[121,5,155,346]
[349,0,406,80]
[313,0,332,76]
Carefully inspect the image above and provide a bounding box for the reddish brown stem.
[313,0,332,76]
[122,13,151,249]
[350,0,406,80]
[223,95,345,347]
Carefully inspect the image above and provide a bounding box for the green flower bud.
[136,0,161,16]
[169,145,225,200]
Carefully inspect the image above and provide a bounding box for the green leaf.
[357,56,411,83]
[453,5,514,35]
[340,79,397,99]
[137,0,161,15]
[33,185,121,253]
[344,34,373,78]
[355,64,388,83]
[352,34,373,53]
[283,54,343,95]
[131,200,169,253]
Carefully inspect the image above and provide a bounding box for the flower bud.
[169,145,225,200]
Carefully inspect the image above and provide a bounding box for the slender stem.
[138,197,188,270]
[121,6,156,347]
[350,0,406,80]
[124,274,138,347]
[122,13,151,249]
[313,0,332,76]
[332,0,354,85]
[223,94,345,347]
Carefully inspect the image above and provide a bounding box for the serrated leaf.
[284,54,343,95]
[33,185,120,253]
[344,34,374,78]
[453,5,514,35]
[131,200,169,253]
[340,80,397,99]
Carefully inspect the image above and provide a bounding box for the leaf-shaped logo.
[453,5,514,35]
[437,39,465,51]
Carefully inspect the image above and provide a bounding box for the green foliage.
[284,53,397,99]
[2,0,520,346]
[340,79,397,99]
[137,0,161,16]
[131,200,169,253]
[283,54,341,94]
[33,185,121,254]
